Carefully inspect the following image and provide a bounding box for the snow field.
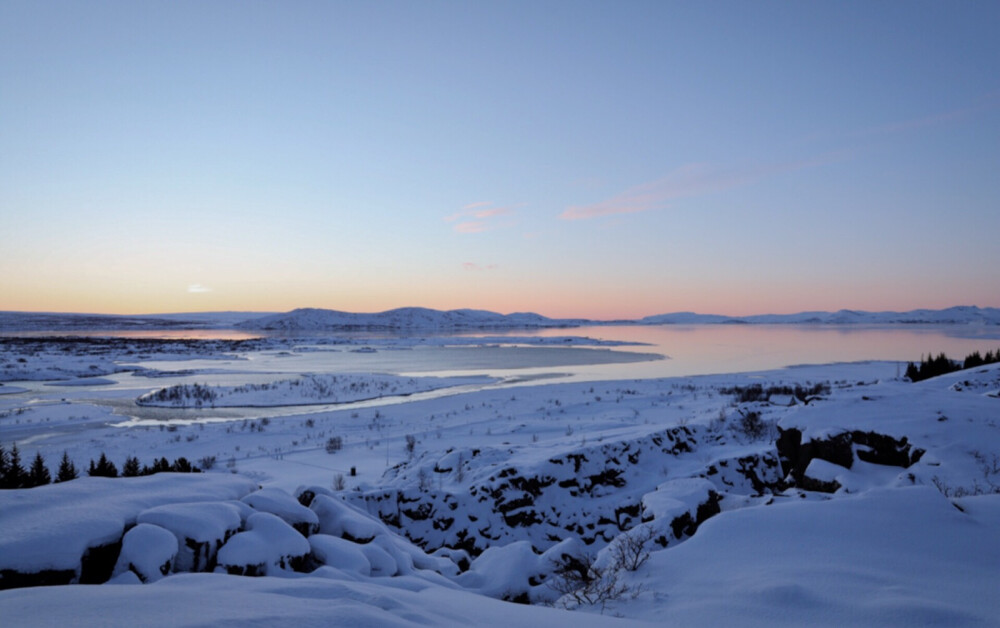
[2,339,999,626]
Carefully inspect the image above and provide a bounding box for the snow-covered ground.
[1,330,999,626]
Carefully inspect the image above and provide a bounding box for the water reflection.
[460,324,1000,379]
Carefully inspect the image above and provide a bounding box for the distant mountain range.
[639,306,1000,326]
[235,307,588,331]
[1,306,998,332]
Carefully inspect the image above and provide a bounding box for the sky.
[1,1,998,320]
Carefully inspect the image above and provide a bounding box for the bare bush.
[709,409,727,433]
[609,526,655,572]
[325,436,343,453]
[332,473,346,491]
[417,468,432,491]
[548,554,633,612]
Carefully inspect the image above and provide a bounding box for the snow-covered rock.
[307,534,372,577]
[137,502,244,572]
[216,512,310,576]
[350,425,754,556]
[112,523,178,583]
[310,494,391,543]
[0,474,256,589]
[640,478,721,543]
[457,537,587,604]
[241,488,319,536]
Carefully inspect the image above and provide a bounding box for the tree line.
[0,444,200,489]
[905,349,1000,382]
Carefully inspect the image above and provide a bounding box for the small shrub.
[735,410,767,441]
[325,436,343,453]
[417,468,432,491]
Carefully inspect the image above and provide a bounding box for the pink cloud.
[446,202,519,233]
[560,153,847,221]
[446,205,513,222]
[462,201,492,211]
[855,94,1000,138]
[462,262,499,271]
[559,164,746,220]
[454,221,489,233]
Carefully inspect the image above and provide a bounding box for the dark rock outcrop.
[777,427,925,487]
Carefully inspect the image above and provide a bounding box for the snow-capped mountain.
[236,307,584,331]
[2,306,998,333]
[641,305,1000,326]
[0,311,274,332]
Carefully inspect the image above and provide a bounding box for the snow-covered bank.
[136,374,496,408]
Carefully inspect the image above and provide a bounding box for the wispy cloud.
[459,201,493,212]
[454,221,491,234]
[560,153,846,221]
[445,205,514,223]
[187,283,212,293]
[854,93,1000,138]
[463,262,498,271]
[446,202,519,233]
[560,164,738,220]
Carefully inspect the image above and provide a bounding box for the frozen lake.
[4,323,998,424]
[470,323,1000,380]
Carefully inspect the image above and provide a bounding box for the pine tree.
[148,457,171,474]
[5,444,27,488]
[27,451,51,488]
[89,452,118,478]
[55,451,79,483]
[121,455,141,477]
[171,457,193,473]
[0,444,9,486]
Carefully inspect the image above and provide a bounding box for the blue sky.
[1,1,997,318]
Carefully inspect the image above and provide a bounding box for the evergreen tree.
[121,455,141,477]
[27,451,51,487]
[964,351,984,369]
[5,444,27,488]
[171,457,193,473]
[0,444,9,486]
[89,452,118,478]
[55,451,79,483]
[142,457,172,476]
